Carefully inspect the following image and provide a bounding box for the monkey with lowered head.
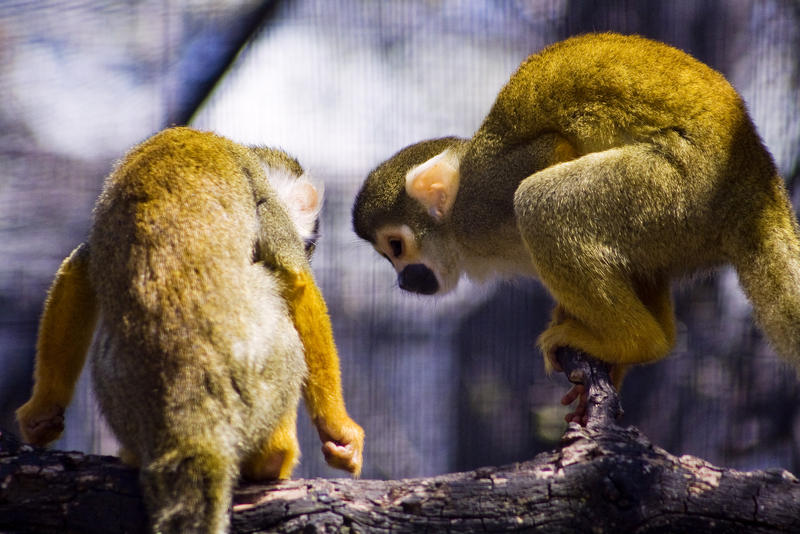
[17,127,364,534]
[353,32,800,424]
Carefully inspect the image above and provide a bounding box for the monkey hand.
[542,324,592,425]
[16,397,65,446]
[560,383,589,426]
[539,320,589,424]
[556,348,625,428]
[315,415,364,477]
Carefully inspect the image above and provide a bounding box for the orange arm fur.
[283,268,364,476]
[16,243,98,445]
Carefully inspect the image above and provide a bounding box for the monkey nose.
[399,264,439,295]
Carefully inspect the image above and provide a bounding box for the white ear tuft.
[405,149,460,220]
[267,168,323,242]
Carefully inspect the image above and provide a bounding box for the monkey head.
[353,137,469,295]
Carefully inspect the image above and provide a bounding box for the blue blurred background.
[1,0,799,479]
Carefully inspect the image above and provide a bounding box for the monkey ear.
[271,171,324,242]
[405,150,460,221]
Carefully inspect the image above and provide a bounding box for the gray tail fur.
[139,444,236,534]
[734,182,800,368]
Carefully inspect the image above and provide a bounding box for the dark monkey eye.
[389,238,403,258]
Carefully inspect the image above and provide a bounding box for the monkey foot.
[556,348,623,429]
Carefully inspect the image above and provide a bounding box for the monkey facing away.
[353,32,800,423]
[17,127,364,533]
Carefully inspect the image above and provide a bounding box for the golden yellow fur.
[16,244,97,446]
[18,127,363,534]
[353,33,800,396]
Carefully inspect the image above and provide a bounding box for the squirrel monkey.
[16,127,364,534]
[353,32,800,423]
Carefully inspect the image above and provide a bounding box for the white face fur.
[373,223,463,295]
[365,147,466,295]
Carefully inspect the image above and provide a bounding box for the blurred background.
[1,0,799,480]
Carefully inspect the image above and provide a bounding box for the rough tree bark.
[2,350,799,533]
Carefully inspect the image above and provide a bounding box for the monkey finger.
[560,384,585,405]
[564,410,585,424]
[564,411,576,423]
[322,441,361,474]
[321,440,350,463]
[562,385,590,425]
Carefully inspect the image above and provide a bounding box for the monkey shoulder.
[87,128,301,326]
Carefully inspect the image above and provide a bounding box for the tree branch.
[2,417,799,533]
[1,348,796,533]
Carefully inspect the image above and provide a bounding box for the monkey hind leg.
[614,276,675,387]
[140,443,237,534]
[634,275,676,353]
[537,275,673,368]
[546,276,675,387]
[242,407,300,481]
[515,144,687,369]
[734,187,800,367]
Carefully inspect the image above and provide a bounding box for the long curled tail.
[734,180,800,368]
[140,444,236,534]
